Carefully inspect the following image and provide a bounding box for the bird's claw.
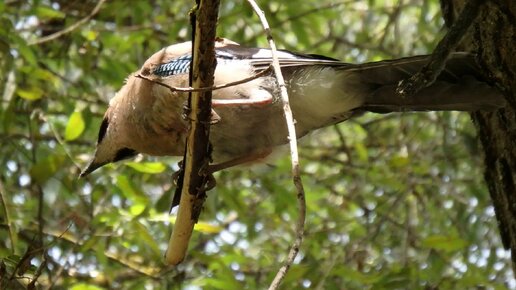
[197,160,217,192]
[171,160,184,185]
[200,173,217,192]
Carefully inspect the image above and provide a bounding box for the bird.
[80,38,505,178]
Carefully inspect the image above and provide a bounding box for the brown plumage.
[80,38,505,177]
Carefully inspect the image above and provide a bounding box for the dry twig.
[29,0,107,46]
[136,65,272,93]
[246,1,307,289]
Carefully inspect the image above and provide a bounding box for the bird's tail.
[350,53,505,113]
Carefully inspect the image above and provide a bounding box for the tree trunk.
[440,0,516,273]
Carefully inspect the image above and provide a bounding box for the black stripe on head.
[97,116,109,143]
[113,148,138,162]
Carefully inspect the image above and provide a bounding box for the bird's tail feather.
[363,78,505,112]
[351,53,505,112]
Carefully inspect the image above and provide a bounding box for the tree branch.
[29,0,107,46]
[246,1,307,289]
[165,0,220,266]
[0,179,15,253]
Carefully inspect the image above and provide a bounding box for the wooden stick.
[246,1,307,289]
[165,0,220,265]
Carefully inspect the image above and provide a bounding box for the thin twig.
[0,179,16,251]
[135,65,272,93]
[37,111,83,169]
[246,1,307,289]
[27,255,47,289]
[378,0,404,48]
[11,224,161,277]
[43,249,71,290]
[27,113,45,248]
[29,0,106,46]
[314,252,339,290]
[0,133,91,146]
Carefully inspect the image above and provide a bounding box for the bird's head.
[80,110,138,178]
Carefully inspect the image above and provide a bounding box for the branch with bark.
[439,0,516,276]
[165,0,220,266]
[246,1,307,289]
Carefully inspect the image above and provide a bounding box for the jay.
[80,38,505,177]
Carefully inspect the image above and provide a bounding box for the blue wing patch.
[152,52,238,77]
[153,54,192,77]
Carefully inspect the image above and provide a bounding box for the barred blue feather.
[152,52,238,77]
[152,54,192,77]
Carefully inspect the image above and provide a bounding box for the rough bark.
[440,0,516,272]
[166,0,220,265]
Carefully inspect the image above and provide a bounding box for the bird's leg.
[197,160,218,192]
[171,160,184,186]
[208,149,273,173]
[171,160,185,210]
[171,150,273,210]
[196,150,273,192]
[171,158,216,210]
[181,103,191,122]
[171,93,274,209]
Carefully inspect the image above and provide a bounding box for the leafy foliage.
[0,0,512,289]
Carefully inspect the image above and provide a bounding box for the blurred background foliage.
[0,0,513,289]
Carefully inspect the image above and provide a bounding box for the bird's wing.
[149,42,480,86]
[151,44,350,78]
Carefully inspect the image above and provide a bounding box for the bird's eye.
[97,116,109,143]
[113,148,138,162]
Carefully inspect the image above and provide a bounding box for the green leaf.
[129,204,146,216]
[193,222,223,234]
[35,6,66,19]
[16,40,37,65]
[65,111,86,140]
[373,267,413,290]
[81,30,99,41]
[29,154,66,184]
[283,265,310,284]
[421,235,468,252]
[133,221,160,256]
[421,250,446,283]
[116,175,149,205]
[148,213,222,233]
[125,162,166,174]
[17,87,43,100]
[332,265,381,283]
[354,143,368,162]
[203,276,242,290]
[389,155,409,168]
[70,283,105,290]
[80,236,101,252]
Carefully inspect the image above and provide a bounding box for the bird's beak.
[79,158,106,178]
